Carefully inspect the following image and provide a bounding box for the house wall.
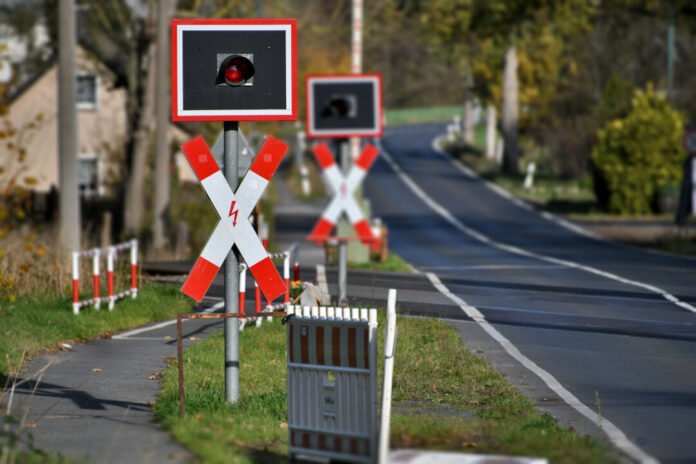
[2,50,128,194]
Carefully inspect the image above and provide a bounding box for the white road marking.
[378,138,663,462]
[420,264,564,271]
[424,271,658,464]
[112,301,224,339]
[379,139,696,314]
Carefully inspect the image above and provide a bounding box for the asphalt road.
[361,123,696,464]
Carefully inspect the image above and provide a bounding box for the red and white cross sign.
[180,135,287,302]
[308,143,378,245]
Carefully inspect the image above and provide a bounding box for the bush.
[591,85,686,215]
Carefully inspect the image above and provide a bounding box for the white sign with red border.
[180,135,287,302]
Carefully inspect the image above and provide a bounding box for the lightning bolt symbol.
[229,200,239,227]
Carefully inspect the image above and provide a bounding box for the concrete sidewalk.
[3,308,229,463]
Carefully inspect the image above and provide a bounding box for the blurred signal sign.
[305,74,383,139]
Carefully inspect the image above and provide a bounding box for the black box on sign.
[172,19,296,121]
[306,74,383,139]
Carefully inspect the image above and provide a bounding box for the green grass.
[628,233,696,256]
[155,315,614,463]
[385,105,461,126]
[349,252,412,272]
[0,283,192,379]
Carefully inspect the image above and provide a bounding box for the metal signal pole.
[338,139,350,304]
[224,121,241,403]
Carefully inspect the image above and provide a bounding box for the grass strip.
[0,283,192,379]
[155,315,614,463]
[349,253,412,272]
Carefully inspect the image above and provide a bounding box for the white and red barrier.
[72,240,138,315]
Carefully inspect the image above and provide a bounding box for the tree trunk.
[501,44,519,175]
[485,103,497,161]
[152,0,175,251]
[123,42,156,236]
[462,97,475,145]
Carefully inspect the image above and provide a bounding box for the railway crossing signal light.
[321,94,357,119]
[217,55,255,87]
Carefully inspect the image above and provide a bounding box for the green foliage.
[0,283,192,379]
[596,74,635,125]
[592,85,686,214]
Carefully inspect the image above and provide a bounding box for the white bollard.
[523,162,536,190]
[379,289,398,464]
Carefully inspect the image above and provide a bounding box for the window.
[76,74,97,109]
[78,154,101,198]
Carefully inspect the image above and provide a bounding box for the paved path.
[4,308,230,463]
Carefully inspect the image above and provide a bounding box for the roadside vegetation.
[348,252,412,272]
[0,283,191,380]
[155,315,614,464]
[441,83,696,256]
[0,229,193,462]
[283,160,325,202]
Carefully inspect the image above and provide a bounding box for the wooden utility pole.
[501,44,519,175]
[58,0,80,253]
[153,0,175,251]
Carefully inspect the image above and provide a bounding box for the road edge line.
[424,271,658,464]
[112,301,224,339]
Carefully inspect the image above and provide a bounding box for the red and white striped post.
[130,239,138,298]
[239,265,246,314]
[283,254,290,304]
[72,252,80,315]
[93,250,100,310]
[107,247,115,310]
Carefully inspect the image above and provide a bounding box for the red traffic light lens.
[225,66,244,84]
[222,56,254,86]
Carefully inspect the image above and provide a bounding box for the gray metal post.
[58,0,80,253]
[338,140,349,304]
[224,121,240,403]
[295,122,305,169]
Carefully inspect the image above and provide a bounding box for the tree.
[592,85,686,214]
